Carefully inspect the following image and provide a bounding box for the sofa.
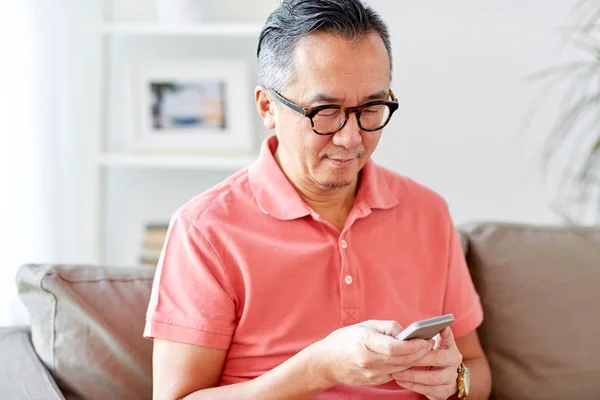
[1,222,599,400]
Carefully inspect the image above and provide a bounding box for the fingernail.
[428,339,436,347]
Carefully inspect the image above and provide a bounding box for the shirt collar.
[248,135,401,220]
[355,158,402,211]
[248,135,312,220]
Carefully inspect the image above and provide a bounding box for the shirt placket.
[339,232,360,326]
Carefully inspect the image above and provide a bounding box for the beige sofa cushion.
[461,223,600,400]
[17,264,155,400]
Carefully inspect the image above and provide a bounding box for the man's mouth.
[327,157,355,166]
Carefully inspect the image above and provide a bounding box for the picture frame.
[128,59,254,155]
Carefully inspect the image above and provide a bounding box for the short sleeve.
[442,220,484,338]
[143,212,237,350]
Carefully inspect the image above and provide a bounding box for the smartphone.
[394,314,455,341]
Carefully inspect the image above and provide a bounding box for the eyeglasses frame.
[269,89,399,135]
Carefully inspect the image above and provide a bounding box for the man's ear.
[255,85,276,130]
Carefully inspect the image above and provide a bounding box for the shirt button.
[345,275,353,285]
[341,239,348,249]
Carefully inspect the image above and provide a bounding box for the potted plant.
[525,0,600,224]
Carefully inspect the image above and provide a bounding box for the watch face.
[464,366,471,396]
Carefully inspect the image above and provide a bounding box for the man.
[144,0,492,399]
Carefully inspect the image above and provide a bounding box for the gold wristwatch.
[455,362,470,398]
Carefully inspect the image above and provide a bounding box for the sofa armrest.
[0,326,66,400]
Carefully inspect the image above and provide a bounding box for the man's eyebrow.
[307,90,389,104]
[365,90,389,101]
[308,93,342,103]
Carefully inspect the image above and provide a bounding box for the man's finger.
[395,380,457,400]
[364,333,433,357]
[382,341,437,366]
[437,327,456,349]
[410,348,462,368]
[391,366,458,386]
[360,320,403,337]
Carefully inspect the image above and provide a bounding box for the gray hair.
[257,0,393,92]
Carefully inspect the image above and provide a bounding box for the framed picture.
[128,59,254,155]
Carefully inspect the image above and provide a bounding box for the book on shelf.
[139,222,169,267]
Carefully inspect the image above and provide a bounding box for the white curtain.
[0,1,99,326]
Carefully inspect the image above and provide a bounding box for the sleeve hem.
[450,301,484,339]
[143,319,232,350]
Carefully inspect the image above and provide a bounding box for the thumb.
[360,319,404,337]
[437,327,456,349]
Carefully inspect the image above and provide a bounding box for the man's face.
[273,32,391,190]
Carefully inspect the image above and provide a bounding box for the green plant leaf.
[555,102,600,195]
[541,91,600,169]
[556,0,600,50]
[570,37,600,60]
[521,61,598,83]
[581,5,600,34]
[579,137,600,181]
[523,0,600,224]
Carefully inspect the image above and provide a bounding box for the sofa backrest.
[16,223,600,400]
[460,222,600,400]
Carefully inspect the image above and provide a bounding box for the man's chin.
[319,181,353,190]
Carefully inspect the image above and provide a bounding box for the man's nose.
[331,112,362,149]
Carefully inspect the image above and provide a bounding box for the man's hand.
[311,320,436,388]
[391,327,462,400]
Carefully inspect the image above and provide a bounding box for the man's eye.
[364,105,384,114]
[318,109,340,117]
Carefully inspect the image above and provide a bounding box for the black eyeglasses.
[270,89,399,135]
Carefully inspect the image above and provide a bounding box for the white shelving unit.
[98,153,257,170]
[100,22,263,37]
[92,2,267,265]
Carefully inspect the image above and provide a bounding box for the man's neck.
[296,180,357,214]
[275,151,358,230]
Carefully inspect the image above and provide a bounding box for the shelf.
[100,22,263,37]
[98,153,257,170]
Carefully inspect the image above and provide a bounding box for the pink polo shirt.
[144,135,483,399]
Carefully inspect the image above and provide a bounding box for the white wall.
[368,0,576,226]
[0,1,585,321]
[0,0,103,326]
[101,0,578,265]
